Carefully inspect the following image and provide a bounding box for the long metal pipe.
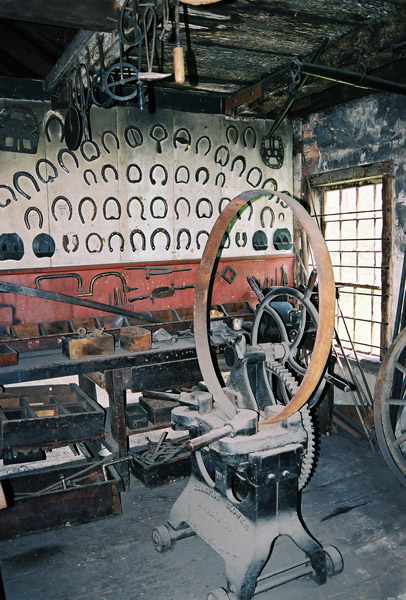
[297,61,406,95]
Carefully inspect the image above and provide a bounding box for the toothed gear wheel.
[265,360,315,490]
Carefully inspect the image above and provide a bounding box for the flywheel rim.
[193,189,335,423]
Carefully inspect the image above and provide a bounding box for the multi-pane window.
[321,182,388,357]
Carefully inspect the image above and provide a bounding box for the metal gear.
[265,360,315,490]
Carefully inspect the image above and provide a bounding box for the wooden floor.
[1,431,406,600]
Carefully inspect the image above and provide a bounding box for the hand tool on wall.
[129,282,195,304]
[0,281,161,323]
[174,0,185,83]
[125,265,192,279]
[35,273,83,292]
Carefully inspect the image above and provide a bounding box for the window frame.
[306,162,392,359]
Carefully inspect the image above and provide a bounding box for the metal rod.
[325,237,388,242]
[0,281,161,324]
[264,38,328,140]
[331,264,388,269]
[312,208,386,217]
[298,61,406,95]
[336,315,388,325]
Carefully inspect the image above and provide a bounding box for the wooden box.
[119,326,151,352]
[0,462,122,539]
[0,383,105,455]
[139,395,179,425]
[0,343,18,367]
[61,332,114,359]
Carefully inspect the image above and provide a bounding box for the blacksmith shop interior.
[1,1,406,599]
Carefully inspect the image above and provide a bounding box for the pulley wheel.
[64,105,82,151]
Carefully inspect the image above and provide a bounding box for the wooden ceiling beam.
[225,7,406,117]
[0,0,119,31]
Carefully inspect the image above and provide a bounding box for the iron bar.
[297,61,406,95]
[325,237,388,242]
[331,264,388,269]
[336,315,388,325]
[312,208,386,218]
[0,281,162,324]
[337,339,386,351]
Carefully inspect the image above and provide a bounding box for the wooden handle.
[0,482,7,510]
[174,46,185,84]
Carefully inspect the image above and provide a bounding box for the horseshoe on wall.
[84,169,97,186]
[220,230,231,249]
[262,177,278,197]
[195,135,211,156]
[78,196,97,224]
[124,125,143,148]
[103,196,121,220]
[230,155,246,177]
[0,185,17,207]
[150,228,171,251]
[127,196,146,220]
[108,231,125,252]
[102,164,119,183]
[225,124,239,145]
[126,163,142,184]
[80,140,100,162]
[85,232,104,253]
[176,228,192,250]
[196,198,213,219]
[215,172,226,187]
[150,196,168,219]
[102,130,120,153]
[130,228,146,251]
[174,196,191,219]
[242,125,257,148]
[196,230,209,250]
[35,158,58,184]
[195,167,209,185]
[45,114,64,143]
[218,197,231,214]
[214,145,230,167]
[246,166,263,188]
[260,205,275,228]
[51,196,73,221]
[173,127,192,150]
[150,164,168,186]
[237,199,254,221]
[14,171,40,200]
[58,148,79,173]
[24,206,43,230]
[175,165,190,184]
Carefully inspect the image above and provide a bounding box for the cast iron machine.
[152,191,343,599]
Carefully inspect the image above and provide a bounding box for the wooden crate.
[0,462,122,539]
[61,332,114,358]
[0,383,104,454]
[120,326,151,352]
